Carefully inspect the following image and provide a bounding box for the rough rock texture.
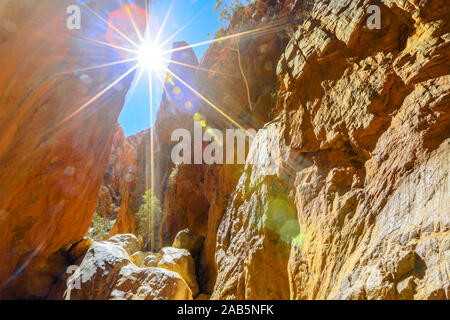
[2,0,448,300]
[50,240,192,300]
[172,228,205,258]
[145,0,449,300]
[157,247,199,297]
[109,128,151,236]
[212,122,299,299]
[0,0,145,299]
[95,126,142,219]
[143,254,158,268]
[107,234,140,256]
[130,251,147,267]
[209,0,449,299]
[157,1,292,294]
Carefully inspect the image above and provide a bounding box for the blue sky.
[119,0,228,136]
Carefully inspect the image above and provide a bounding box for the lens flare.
[138,42,163,72]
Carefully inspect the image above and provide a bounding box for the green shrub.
[169,165,180,182]
[213,0,252,23]
[135,189,162,251]
[89,212,114,241]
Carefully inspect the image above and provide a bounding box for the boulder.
[50,241,192,300]
[63,241,130,300]
[143,254,158,267]
[157,247,199,296]
[172,228,204,258]
[111,265,193,300]
[67,237,94,263]
[106,234,140,256]
[130,251,147,267]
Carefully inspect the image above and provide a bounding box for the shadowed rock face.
[95,126,141,220]
[150,0,449,299]
[210,0,450,300]
[109,42,200,239]
[49,240,193,300]
[110,128,151,237]
[1,0,448,300]
[0,0,145,298]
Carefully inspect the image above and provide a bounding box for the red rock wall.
[96,126,139,219]
[0,0,145,298]
[110,128,150,237]
[154,0,449,299]
[3,0,447,300]
[210,0,450,299]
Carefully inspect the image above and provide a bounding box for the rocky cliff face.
[0,0,448,300]
[0,0,145,298]
[96,126,141,220]
[153,0,449,299]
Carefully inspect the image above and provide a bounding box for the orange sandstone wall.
[0,0,144,298]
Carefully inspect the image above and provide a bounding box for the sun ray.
[81,2,141,49]
[162,58,236,78]
[81,36,138,55]
[154,0,175,44]
[162,23,282,55]
[147,71,155,211]
[60,64,138,126]
[160,66,305,181]
[126,66,145,102]
[159,6,207,49]
[123,0,145,43]
[163,65,246,132]
[57,57,139,76]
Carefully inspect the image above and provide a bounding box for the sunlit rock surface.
[0,0,448,300]
[50,240,193,300]
[96,126,141,219]
[0,0,147,298]
[172,228,204,258]
[109,128,150,236]
[155,0,449,299]
[210,0,449,299]
[107,234,140,256]
[157,247,199,297]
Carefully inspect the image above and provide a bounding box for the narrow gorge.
[0,0,448,300]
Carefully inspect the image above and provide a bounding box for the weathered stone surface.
[109,129,150,237]
[157,247,199,297]
[67,237,94,263]
[2,0,449,301]
[107,234,140,256]
[130,251,147,268]
[160,164,243,294]
[143,253,158,268]
[96,126,140,219]
[50,240,192,300]
[212,122,299,300]
[207,0,450,300]
[172,228,204,258]
[282,0,448,300]
[0,0,145,298]
[157,3,290,294]
[111,265,193,300]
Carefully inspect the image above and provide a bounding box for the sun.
[138,42,163,72]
